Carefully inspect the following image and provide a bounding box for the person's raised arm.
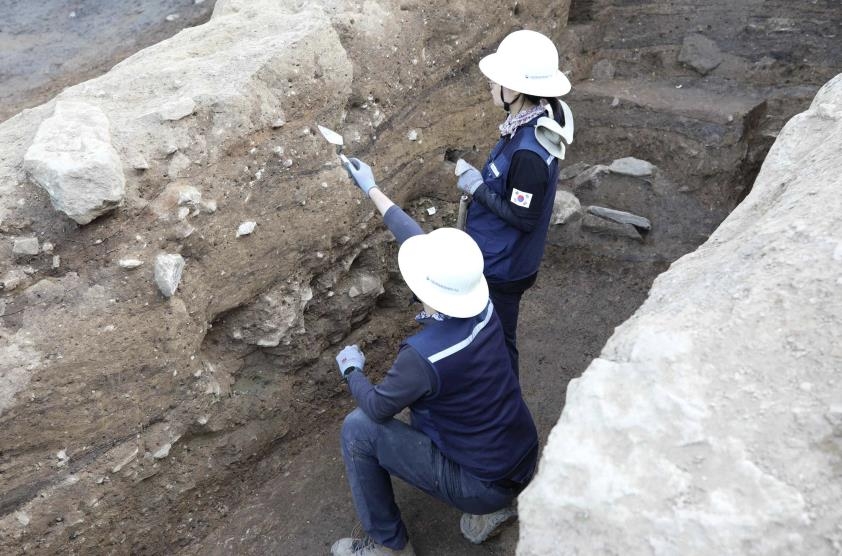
[346,157,423,245]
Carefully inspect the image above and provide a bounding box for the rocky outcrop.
[518,74,842,556]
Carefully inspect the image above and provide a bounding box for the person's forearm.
[367,186,424,245]
[368,187,394,216]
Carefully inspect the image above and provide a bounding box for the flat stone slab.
[12,237,40,255]
[607,157,656,178]
[587,205,651,230]
[580,212,643,241]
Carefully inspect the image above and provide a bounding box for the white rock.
[200,199,217,213]
[153,443,172,459]
[118,259,144,269]
[57,449,67,461]
[607,156,656,177]
[154,254,185,298]
[177,187,202,206]
[426,206,437,216]
[110,447,139,474]
[12,237,39,256]
[23,101,125,225]
[15,512,30,527]
[41,242,54,254]
[1,269,27,291]
[130,153,150,170]
[407,129,419,141]
[52,255,61,269]
[237,221,256,237]
[551,190,581,225]
[165,13,180,22]
[587,205,651,230]
[158,97,196,121]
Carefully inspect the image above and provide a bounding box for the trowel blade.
[455,158,472,176]
[317,124,344,147]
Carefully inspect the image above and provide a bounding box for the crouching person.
[330,158,539,556]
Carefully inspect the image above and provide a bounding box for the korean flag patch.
[510,188,533,208]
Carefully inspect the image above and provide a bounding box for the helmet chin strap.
[501,87,521,113]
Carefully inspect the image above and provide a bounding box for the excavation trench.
[3,0,841,554]
[175,157,746,555]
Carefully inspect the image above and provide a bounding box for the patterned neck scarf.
[498,102,547,137]
[415,309,450,322]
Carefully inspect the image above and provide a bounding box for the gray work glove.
[456,160,483,195]
[336,344,365,379]
[346,157,378,197]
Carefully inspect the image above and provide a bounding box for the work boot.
[331,535,416,556]
[460,504,518,544]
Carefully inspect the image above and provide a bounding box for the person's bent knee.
[341,407,379,453]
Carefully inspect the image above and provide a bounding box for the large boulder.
[518,74,842,556]
[24,101,126,224]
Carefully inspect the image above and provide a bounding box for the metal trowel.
[317,124,353,171]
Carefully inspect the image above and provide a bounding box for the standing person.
[456,29,574,377]
[330,158,539,556]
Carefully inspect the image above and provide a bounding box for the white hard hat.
[479,30,571,97]
[398,228,489,318]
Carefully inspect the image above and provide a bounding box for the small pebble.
[237,221,256,237]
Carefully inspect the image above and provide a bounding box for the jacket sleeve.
[383,205,424,245]
[471,149,549,233]
[346,345,437,422]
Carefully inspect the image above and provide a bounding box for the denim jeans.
[340,408,517,550]
[488,287,525,378]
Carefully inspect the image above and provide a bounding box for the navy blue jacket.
[347,205,538,483]
[404,303,538,482]
[467,117,560,284]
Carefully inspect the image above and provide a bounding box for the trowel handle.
[456,194,470,231]
[338,153,354,179]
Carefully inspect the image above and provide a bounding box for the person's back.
[405,304,537,484]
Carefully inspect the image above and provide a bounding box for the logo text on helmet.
[426,276,460,293]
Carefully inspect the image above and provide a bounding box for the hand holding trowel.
[317,124,379,197]
[317,124,353,172]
